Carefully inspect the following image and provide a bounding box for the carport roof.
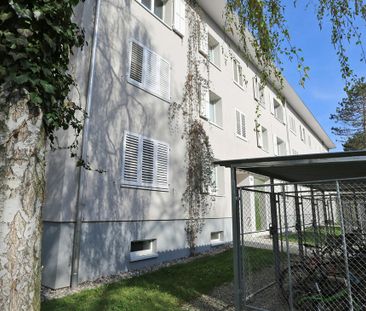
[214,151,366,183]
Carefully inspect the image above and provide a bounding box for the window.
[235,109,247,139]
[299,125,306,141]
[138,0,173,24]
[273,98,284,123]
[173,0,185,36]
[208,34,220,68]
[289,115,296,134]
[211,231,224,245]
[130,239,158,262]
[210,166,225,196]
[121,131,169,190]
[253,76,265,106]
[233,59,244,88]
[256,124,269,152]
[128,40,170,101]
[200,88,223,127]
[274,136,286,156]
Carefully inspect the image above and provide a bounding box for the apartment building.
[41,0,335,289]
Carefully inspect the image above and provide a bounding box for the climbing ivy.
[169,0,215,255]
[0,0,84,157]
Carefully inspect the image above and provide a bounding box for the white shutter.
[256,124,263,148]
[173,0,185,36]
[122,132,140,184]
[200,86,209,118]
[129,40,170,101]
[240,113,246,138]
[270,94,275,115]
[141,138,155,185]
[144,48,161,96]
[199,22,208,56]
[159,58,170,100]
[273,134,278,156]
[129,41,144,84]
[283,102,287,125]
[156,143,169,188]
[235,110,241,136]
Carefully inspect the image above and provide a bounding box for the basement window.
[130,239,158,262]
[211,231,224,246]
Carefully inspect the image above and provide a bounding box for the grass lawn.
[42,247,273,311]
[284,226,341,245]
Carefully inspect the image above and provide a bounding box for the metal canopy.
[215,150,366,183]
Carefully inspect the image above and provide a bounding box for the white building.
[41,0,335,289]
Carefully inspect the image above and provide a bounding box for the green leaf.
[12,74,30,84]
[30,92,42,104]
[40,80,55,94]
[17,28,33,38]
[0,11,13,22]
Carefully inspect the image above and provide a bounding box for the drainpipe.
[70,0,102,289]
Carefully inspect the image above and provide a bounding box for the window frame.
[121,131,169,191]
[127,39,171,102]
[207,33,221,69]
[137,0,172,25]
[235,109,247,141]
[233,59,244,89]
[273,98,284,123]
[130,239,158,262]
[210,231,225,246]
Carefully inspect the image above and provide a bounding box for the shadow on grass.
[42,248,274,311]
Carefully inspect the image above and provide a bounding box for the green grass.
[284,226,341,245]
[42,247,273,311]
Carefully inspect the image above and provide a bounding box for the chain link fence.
[236,178,366,311]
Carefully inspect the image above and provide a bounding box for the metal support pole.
[321,191,328,234]
[270,178,281,286]
[329,194,336,235]
[310,188,319,250]
[282,185,294,311]
[231,167,242,311]
[336,181,354,311]
[294,185,304,258]
[353,191,362,232]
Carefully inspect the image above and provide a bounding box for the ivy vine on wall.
[0,0,85,158]
[169,0,215,256]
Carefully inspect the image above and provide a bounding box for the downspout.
[70,0,102,289]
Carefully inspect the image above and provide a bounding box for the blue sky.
[280,2,366,151]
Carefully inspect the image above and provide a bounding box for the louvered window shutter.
[156,143,169,188]
[270,96,275,115]
[130,42,144,84]
[159,59,170,100]
[173,0,185,36]
[144,49,161,95]
[199,23,208,56]
[235,110,241,136]
[129,41,170,101]
[253,77,259,101]
[273,135,278,155]
[122,132,140,184]
[257,124,263,148]
[200,86,209,119]
[241,113,246,138]
[141,138,155,185]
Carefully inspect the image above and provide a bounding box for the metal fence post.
[282,185,294,311]
[336,180,354,311]
[270,178,281,286]
[294,184,304,258]
[231,167,242,311]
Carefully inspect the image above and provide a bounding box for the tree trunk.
[0,88,45,311]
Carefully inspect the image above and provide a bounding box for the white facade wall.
[41,0,334,289]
